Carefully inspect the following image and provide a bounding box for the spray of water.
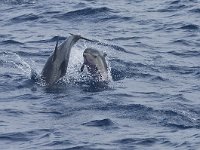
[1,51,32,77]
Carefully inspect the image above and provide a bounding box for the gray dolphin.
[81,48,109,81]
[41,34,91,85]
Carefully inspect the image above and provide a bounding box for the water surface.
[0,0,200,149]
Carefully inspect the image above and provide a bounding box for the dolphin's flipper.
[80,64,85,72]
[52,39,59,62]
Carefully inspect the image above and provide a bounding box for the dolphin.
[80,48,109,81]
[41,34,91,85]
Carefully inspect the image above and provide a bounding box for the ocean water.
[0,0,200,149]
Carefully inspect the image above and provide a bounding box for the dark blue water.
[0,0,200,149]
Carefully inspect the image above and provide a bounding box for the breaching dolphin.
[41,34,92,85]
[80,48,109,81]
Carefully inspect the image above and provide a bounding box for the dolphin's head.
[83,48,104,65]
[81,48,108,81]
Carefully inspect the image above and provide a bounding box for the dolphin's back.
[41,54,60,85]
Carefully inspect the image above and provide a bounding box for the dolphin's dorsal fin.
[52,39,59,62]
[80,64,85,72]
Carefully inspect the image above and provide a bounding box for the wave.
[0,108,26,116]
[75,101,200,130]
[114,137,158,146]
[168,50,200,57]
[43,140,71,147]
[16,51,50,57]
[157,4,187,12]
[0,129,53,142]
[171,39,191,46]
[27,35,66,43]
[1,39,23,45]
[179,24,199,30]
[104,103,200,129]
[51,6,132,23]
[190,8,200,13]
[107,36,150,41]
[88,39,137,55]
[0,51,32,77]
[111,67,167,82]
[113,137,181,149]
[62,146,101,150]
[170,0,181,5]
[53,7,112,20]
[156,0,195,12]
[110,59,168,82]
[42,11,61,15]
[99,15,132,22]
[82,118,115,128]
[2,0,37,5]
[161,64,199,75]
[0,133,29,142]
[10,13,39,23]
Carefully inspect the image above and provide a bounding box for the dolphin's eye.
[94,55,97,58]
